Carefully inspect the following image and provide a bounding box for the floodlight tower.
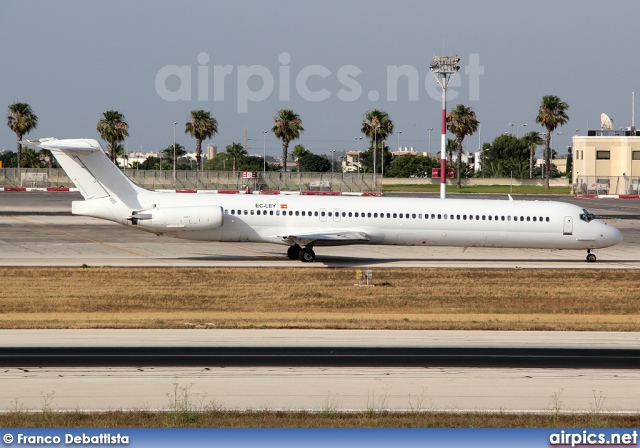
[430,55,460,199]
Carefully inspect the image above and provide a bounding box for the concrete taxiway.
[1,330,639,413]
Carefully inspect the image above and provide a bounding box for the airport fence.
[0,168,380,192]
[574,176,640,195]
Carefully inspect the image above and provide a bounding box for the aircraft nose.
[604,224,623,246]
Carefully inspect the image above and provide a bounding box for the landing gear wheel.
[298,249,316,262]
[287,245,301,260]
[586,253,597,263]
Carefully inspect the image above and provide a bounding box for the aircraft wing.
[279,230,370,247]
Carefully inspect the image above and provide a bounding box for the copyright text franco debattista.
[4,433,130,445]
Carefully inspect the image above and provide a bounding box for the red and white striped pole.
[430,55,460,200]
[440,86,447,199]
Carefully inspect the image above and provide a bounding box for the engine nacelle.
[127,205,223,232]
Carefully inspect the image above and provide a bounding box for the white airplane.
[24,138,622,263]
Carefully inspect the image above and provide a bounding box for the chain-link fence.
[574,176,640,195]
[1,168,379,192]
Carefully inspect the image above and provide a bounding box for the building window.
[632,151,640,160]
[596,151,610,160]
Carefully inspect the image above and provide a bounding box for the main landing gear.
[586,249,597,263]
[287,244,316,262]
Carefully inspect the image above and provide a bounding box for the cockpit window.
[579,208,597,222]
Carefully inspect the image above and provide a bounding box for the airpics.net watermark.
[155,52,484,113]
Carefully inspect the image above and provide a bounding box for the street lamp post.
[430,55,460,199]
[427,128,433,156]
[396,130,402,151]
[509,123,527,138]
[330,149,336,172]
[173,121,177,187]
[355,136,362,173]
[262,130,267,174]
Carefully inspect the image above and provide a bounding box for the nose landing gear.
[586,249,597,263]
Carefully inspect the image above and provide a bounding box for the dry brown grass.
[2,267,640,330]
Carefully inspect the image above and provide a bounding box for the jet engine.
[126,205,223,232]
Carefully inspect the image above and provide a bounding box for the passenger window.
[418,214,421,219]
[520,216,524,221]
[393,213,397,218]
[374,213,378,218]
[355,212,359,217]
[545,217,549,222]
[244,210,248,215]
[488,216,492,221]
[295,211,299,216]
[314,211,318,216]
[368,213,372,218]
[527,216,530,221]
[256,210,261,215]
[399,213,403,218]
[276,210,280,216]
[270,210,274,215]
[533,216,536,221]
[328,212,332,217]
[387,213,391,218]
[301,211,305,216]
[250,210,254,215]
[321,211,325,217]
[342,212,346,217]
[348,212,352,217]
[482,215,485,220]
[463,215,467,220]
[431,214,435,219]
[437,214,441,219]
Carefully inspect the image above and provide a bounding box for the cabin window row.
[226,209,550,222]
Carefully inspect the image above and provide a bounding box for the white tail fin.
[23,138,144,205]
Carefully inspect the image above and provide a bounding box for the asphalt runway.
[2,193,640,413]
[1,192,639,268]
[1,330,639,413]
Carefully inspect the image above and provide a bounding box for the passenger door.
[563,216,573,235]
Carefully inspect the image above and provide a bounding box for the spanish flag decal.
[280,204,288,209]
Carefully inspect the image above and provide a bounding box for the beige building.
[572,130,640,194]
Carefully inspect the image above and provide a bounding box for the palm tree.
[446,138,457,166]
[446,104,479,188]
[7,102,38,168]
[361,110,394,174]
[185,110,218,171]
[536,95,569,188]
[162,142,187,165]
[272,109,304,173]
[291,144,310,172]
[522,131,544,179]
[96,110,129,164]
[225,142,247,172]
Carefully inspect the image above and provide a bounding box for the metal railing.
[0,168,379,192]
[574,176,640,195]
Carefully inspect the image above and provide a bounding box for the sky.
[1,0,639,160]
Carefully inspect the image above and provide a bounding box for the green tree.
[7,102,38,168]
[272,109,304,173]
[160,143,187,171]
[226,142,247,172]
[446,104,479,188]
[361,110,394,174]
[0,150,17,168]
[386,154,438,178]
[185,109,218,171]
[291,144,310,172]
[300,153,331,172]
[96,110,129,164]
[20,147,42,168]
[536,95,569,188]
[446,138,457,166]
[521,131,544,179]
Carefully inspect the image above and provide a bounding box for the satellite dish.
[601,113,613,130]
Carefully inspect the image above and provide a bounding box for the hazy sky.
[2,0,639,159]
